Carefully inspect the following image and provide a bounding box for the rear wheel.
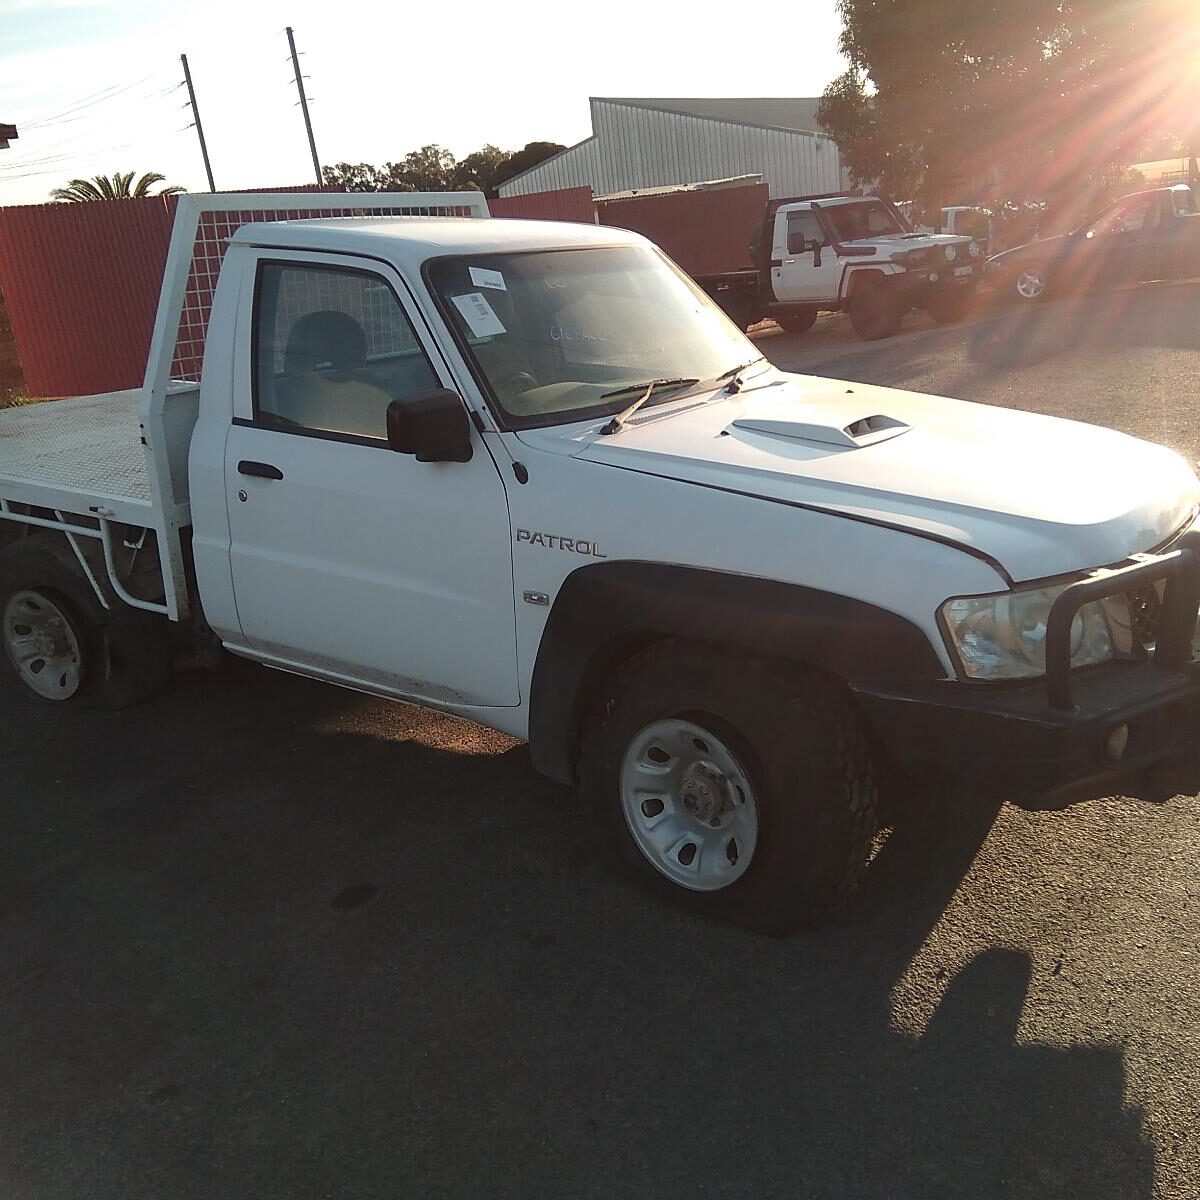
[925,284,977,325]
[774,306,819,335]
[0,535,170,708]
[580,641,879,933]
[714,290,763,332]
[847,286,904,340]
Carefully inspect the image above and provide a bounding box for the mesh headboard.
[145,192,490,390]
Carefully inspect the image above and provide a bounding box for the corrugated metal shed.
[499,98,843,200]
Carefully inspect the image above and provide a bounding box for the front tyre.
[580,641,878,933]
[1012,266,1049,302]
[847,286,904,340]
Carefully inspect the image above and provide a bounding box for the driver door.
[223,252,519,707]
[773,211,840,302]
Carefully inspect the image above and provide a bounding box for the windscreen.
[822,201,906,242]
[428,245,754,428]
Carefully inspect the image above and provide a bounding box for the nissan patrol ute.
[2,193,1198,933]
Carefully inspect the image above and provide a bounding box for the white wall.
[499,101,844,199]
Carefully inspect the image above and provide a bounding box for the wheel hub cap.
[3,590,84,700]
[619,718,759,892]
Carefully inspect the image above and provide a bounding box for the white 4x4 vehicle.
[2,195,1199,934]
[746,194,984,339]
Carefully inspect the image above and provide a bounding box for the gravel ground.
[1,280,1198,1199]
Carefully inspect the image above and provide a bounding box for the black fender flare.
[527,561,944,786]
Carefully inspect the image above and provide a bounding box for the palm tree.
[50,171,185,202]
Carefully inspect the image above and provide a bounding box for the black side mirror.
[386,388,473,463]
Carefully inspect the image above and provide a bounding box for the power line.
[19,76,158,130]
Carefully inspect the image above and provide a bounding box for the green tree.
[453,144,512,197]
[321,162,389,192]
[490,142,565,193]
[50,171,185,202]
[818,1,1200,216]
[386,144,458,192]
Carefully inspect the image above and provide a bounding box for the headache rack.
[0,190,489,622]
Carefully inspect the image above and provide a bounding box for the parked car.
[600,186,983,340]
[987,184,1200,303]
[4,193,1200,934]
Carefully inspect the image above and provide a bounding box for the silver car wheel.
[619,717,759,892]
[3,589,84,700]
[1015,268,1047,300]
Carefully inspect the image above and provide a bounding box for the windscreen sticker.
[452,292,506,338]
[469,266,507,291]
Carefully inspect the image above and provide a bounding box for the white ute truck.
[720,192,984,339]
[3,193,1200,933]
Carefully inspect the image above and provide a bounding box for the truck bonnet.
[545,374,1200,583]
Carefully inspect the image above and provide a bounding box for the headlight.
[968,240,981,258]
[943,244,958,263]
[904,248,927,267]
[940,583,1134,680]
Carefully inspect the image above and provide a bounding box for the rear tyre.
[579,641,879,934]
[714,290,763,333]
[924,284,977,325]
[0,535,169,708]
[774,306,819,335]
[847,286,904,340]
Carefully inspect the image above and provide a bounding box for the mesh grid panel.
[168,202,479,382]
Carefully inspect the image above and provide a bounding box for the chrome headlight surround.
[968,240,981,258]
[943,244,958,263]
[940,582,1135,681]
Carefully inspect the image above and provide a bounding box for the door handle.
[238,460,284,480]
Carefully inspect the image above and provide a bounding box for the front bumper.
[854,540,1200,801]
[889,259,982,292]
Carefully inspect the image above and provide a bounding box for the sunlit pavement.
[2,281,1199,1199]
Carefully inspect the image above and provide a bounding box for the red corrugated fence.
[0,196,176,396]
[0,186,597,398]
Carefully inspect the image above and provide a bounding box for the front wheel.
[1012,266,1049,302]
[579,641,879,933]
[924,284,977,325]
[847,286,904,340]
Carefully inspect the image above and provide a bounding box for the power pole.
[180,54,215,192]
[286,26,322,186]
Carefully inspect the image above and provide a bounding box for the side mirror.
[386,388,473,463]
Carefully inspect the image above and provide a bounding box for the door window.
[786,212,824,255]
[253,264,439,440]
[1087,196,1156,237]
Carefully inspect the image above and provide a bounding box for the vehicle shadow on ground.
[0,660,1156,1199]
[964,280,1200,371]
[779,279,1200,398]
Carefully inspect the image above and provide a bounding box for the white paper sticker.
[452,292,506,338]
[469,266,507,291]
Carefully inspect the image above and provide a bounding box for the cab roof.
[230,216,644,266]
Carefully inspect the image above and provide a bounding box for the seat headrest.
[284,310,367,374]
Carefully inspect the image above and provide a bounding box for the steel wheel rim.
[1016,269,1046,299]
[619,718,759,892]
[3,589,84,700]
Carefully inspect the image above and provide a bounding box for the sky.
[0,0,846,206]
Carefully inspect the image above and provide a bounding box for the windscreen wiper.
[599,378,699,435]
[718,356,767,393]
